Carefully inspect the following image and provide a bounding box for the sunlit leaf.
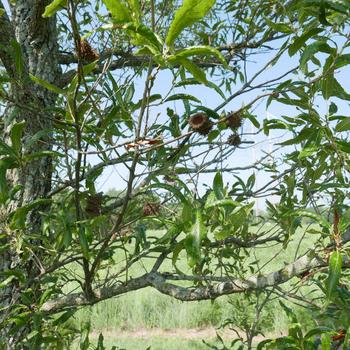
[325,251,342,300]
[166,0,216,47]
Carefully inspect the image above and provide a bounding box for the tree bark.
[0,1,60,348]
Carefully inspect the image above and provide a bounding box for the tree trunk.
[0,1,60,348]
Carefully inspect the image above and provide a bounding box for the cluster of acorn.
[188,111,242,146]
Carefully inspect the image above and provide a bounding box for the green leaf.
[149,183,190,206]
[52,310,76,326]
[213,171,224,199]
[80,322,91,350]
[10,199,51,229]
[334,54,350,69]
[30,74,67,95]
[278,127,313,146]
[322,75,350,101]
[0,160,9,204]
[10,40,24,77]
[304,327,333,339]
[42,0,67,18]
[174,78,225,99]
[164,93,201,103]
[121,23,163,51]
[335,118,350,132]
[173,57,207,84]
[131,94,162,111]
[172,239,185,272]
[245,113,260,128]
[298,146,318,159]
[79,228,90,260]
[170,45,227,67]
[264,16,294,34]
[185,209,206,267]
[10,121,26,154]
[325,251,342,300]
[206,198,239,209]
[125,0,141,23]
[166,0,216,47]
[256,339,273,350]
[103,0,132,23]
[207,129,220,142]
[0,269,25,285]
[300,40,333,73]
[321,333,331,350]
[288,28,323,56]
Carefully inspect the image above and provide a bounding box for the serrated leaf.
[42,0,66,18]
[166,0,216,47]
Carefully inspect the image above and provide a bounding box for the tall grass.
[69,224,320,349]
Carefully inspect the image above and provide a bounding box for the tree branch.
[41,250,336,313]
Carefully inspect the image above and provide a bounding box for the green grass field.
[68,224,321,349]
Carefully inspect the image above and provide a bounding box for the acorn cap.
[79,39,100,61]
[143,202,160,216]
[226,111,242,129]
[227,134,241,146]
[188,113,213,135]
[85,194,103,217]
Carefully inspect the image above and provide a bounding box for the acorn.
[227,134,241,146]
[188,113,213,135]
[79,39,100,61]
[226,111,242,129]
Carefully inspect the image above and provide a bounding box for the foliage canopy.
[1,0,350,349]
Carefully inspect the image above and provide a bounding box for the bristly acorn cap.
[188,113,213,135]
[227,134,241,146]
[226,111,242,129]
